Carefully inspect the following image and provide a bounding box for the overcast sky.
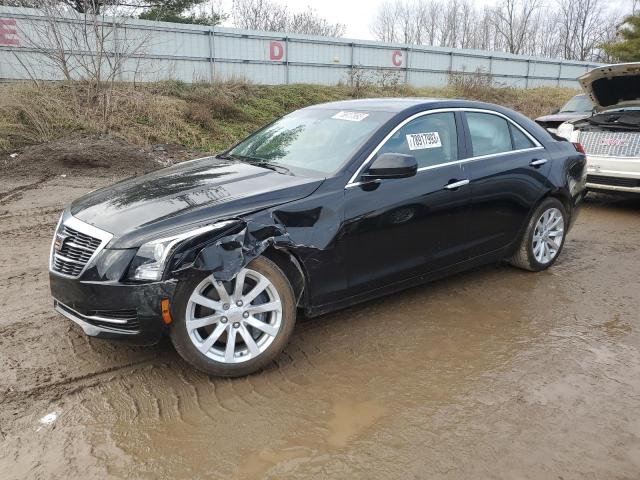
[207,0,636,40]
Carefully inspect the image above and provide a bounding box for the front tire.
[508,197,568,272]
[170,256,296,377]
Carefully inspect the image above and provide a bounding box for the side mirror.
[362,153,417,181]
[552,108,560,114]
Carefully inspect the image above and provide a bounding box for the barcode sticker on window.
[331,111,369,122]
[406,132,442,150]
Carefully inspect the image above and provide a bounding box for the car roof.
[311,97,553,145]
[309,98,450,113]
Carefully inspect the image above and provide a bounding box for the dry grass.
[0,79,577,154]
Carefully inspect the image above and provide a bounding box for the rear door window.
[466,112,513,157]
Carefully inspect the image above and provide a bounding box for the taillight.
[573,142,586,154]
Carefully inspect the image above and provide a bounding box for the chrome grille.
[50,212,112,278]
[578,131,640,158]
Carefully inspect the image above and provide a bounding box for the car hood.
[70,157,324,248]
[578,63,640,112]
[535,112,590,124]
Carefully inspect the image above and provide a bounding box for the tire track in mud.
[1,354,161,418]
[0,176,54,205]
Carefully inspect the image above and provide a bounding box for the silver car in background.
[557,63,640,194]
[534,94,593,133]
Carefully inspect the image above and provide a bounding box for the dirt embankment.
[0,134,206,208]
[0,81,576,159]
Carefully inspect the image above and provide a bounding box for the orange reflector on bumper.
[161,298,172,324]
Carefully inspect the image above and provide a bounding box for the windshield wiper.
[221,153,293,175]
[217,153,259,161]
[252,161,293,176]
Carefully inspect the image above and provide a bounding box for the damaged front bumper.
[49,200,325,344]
[50,272,176,345]
[48,217,294,345]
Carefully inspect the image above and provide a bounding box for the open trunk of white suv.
[557,63,640,194]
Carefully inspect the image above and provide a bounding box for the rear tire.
[508,197,568,272]
[169,256,296,377]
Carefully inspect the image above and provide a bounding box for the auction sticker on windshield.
[406,132,442,150]
[332,111,369,122]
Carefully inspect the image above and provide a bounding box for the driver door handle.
[444,179,470,190]
[529,158,548,167]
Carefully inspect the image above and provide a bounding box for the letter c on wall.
[269,41,284,61]
[392,50,403,67]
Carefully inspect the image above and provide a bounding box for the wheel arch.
[259,246,308,309]
[509,189,571,257]
[546,190,572,217]
[529,188,572,225]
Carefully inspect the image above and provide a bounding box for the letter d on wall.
[269,41,284,61]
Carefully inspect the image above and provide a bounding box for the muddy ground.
[1,143,639,479]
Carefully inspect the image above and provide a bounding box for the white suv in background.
[558,63,640,194]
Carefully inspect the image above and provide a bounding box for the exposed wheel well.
[259,246,307,307]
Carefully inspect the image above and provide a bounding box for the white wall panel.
[0,6,602,89]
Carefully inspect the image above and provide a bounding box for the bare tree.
[231,0,345,36]
[369,0,624,61]
[490,0,541,54]
[556,0,620,61]
[369,1,401,43]
[231,0,287,31]
[288,10,346,37]
[12,0,152,124]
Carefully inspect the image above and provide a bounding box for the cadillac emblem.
[54,233,66,252]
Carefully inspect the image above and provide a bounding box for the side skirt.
[305,246,510,318]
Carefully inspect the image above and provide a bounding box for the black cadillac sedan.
[50,98,587,377]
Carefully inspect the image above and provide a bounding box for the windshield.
[560,95,593,113]
[227,108,393,176]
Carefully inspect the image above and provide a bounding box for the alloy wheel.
[532,207,564,264]
[185,268,283,364]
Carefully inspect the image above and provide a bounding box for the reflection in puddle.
[235,446,313,479]
[235,399,385,478]
[325,400,385,448]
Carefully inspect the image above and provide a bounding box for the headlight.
[130,221,236,281]
[557,122,576,141]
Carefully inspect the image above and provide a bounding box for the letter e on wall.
[0,19,18,46]
[269,41,284,61]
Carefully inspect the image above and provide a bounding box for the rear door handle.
[529,159,548,167]
[444,179,470,190]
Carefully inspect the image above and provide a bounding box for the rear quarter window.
[510,124,536,150]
